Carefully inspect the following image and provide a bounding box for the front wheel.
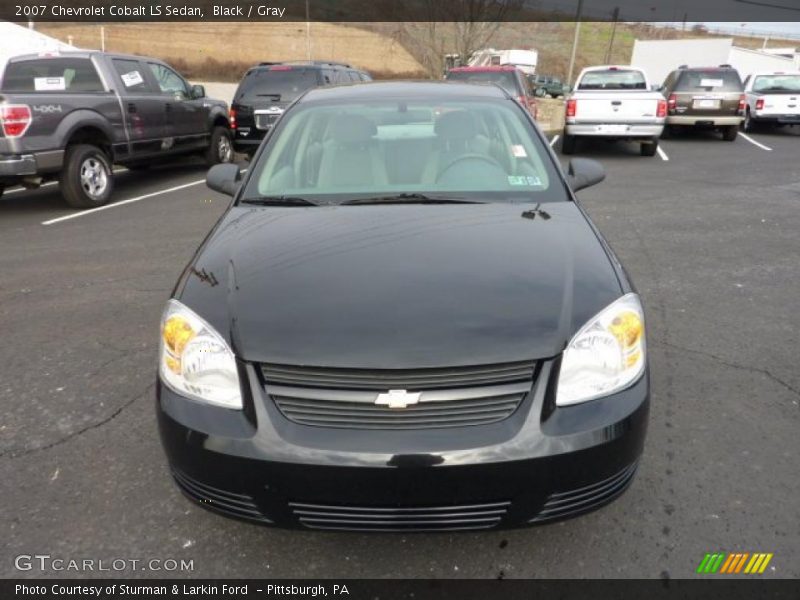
[722,125,738,141]
[561,133,577,155]
[60,144,114,208]
[205,127,234,166]
[640,139,659,157]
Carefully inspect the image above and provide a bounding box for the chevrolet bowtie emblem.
[375,389,421,409]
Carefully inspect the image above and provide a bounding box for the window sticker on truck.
[121,71,145,87]
[700,79,724,88]
[34,77,66,91]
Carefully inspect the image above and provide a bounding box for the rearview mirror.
[567,158,605,193]
[190,84,206,99]
[206,163,241,196]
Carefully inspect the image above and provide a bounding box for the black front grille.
[529,462,638,523]
[262,361,536,390]
[262,361,536,430]
[289,500,511,531]
[171,469,271,524]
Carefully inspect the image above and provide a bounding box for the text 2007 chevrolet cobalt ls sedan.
[157,82,649,531]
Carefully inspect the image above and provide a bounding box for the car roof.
[749,70,800,76]
[448,66,519,73]
[8,50,156,63]
[300,80,511,102]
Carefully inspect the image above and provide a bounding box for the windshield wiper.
[341,193,484,206]
[240,195,317,206]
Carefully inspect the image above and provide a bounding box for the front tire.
[205,126,234,166]
[722,125,738,141]
[561,133,577,155]
[60,144,114,208]
[640,139,659,157]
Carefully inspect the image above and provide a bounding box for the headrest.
[434,110,477,140]
[328,114,377,144]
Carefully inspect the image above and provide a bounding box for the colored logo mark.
[696,552,773,574]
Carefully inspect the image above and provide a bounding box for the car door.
[110,57,166,156]
[146,61,207,145]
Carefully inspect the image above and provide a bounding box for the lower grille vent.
[290,500,511,531]
[172,469,271,524]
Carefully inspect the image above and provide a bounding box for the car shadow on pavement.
[557,137,650,159]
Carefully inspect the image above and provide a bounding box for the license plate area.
[693,99,721,109]
[596,124,629,134]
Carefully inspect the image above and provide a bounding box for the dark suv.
[231,61,372,157]
[661,65,745,140]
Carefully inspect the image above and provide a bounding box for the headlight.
[159,299,242,409]
[556,293,646,406]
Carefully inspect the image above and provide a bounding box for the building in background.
[0,21,76,81]
[631,38,800,85]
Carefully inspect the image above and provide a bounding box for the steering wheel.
[436,154,505,184]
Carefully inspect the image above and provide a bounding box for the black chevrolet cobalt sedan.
[157,81,649,531]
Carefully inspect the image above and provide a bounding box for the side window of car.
[112,58,152,92]
[322,69,335,85]
[347,70,361,82]
[360,72,372,82]
[333,69,350,84]
[147,62,189,98]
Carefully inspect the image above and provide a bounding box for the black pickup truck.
[0,51,232,208]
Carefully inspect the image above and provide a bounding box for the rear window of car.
[2,58,104,93]
[675,70,742,92]
[234,67,320,103]
[577,69,646,90]
[445,71,521,95]
[752,74,800,93]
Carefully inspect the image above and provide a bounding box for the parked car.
[529,74,567,98]
[742,71,800,131]
[445,65,538,119]
[661,65,745,140]
[563,65,666,156]
[230,61,372,158]
[157,81,649,530]
[0,51,232,207]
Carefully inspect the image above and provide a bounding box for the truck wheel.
[561,133,577,155]
[0,185,4,199]
[205,127,234,166]
[722,126,738,141]
[60,144,114,208]
[742,109,754,132]
[640,140,659,157]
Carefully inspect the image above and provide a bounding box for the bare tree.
[399,0,525,78]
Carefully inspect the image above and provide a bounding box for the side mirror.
[190,84,206,99]
[651,84,663,92]
[206,163,241,196]
[567,158,605,193]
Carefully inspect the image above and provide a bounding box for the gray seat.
[421,110,491,184]
[316,115,388,188]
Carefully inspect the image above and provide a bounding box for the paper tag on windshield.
[121,71,144,87]
[34,77,66,91]
[700,78,724,87]
[511,144,527,158]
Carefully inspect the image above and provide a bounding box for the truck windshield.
[234,68,319,103]
[676,70,742,92]
[2,58,104,93]
[445,71,520,95]
[242,97,566,204]
[578,69,647,90]
[752,74,800,93]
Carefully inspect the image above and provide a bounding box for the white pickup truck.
[742,71,800,132]
[563,65,666,157]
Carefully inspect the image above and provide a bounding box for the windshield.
[234,67,319,103]
[241,97,565,204]
[578,69,646,90]
[445,71,520,95]
[675,70,742,92]
[752,74,800,93]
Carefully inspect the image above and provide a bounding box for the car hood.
[178,203,623,368]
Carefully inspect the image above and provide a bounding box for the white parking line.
[549,134,560,147]
[41,179,205,226]
[656,145,670,161]
[739,132,772,152]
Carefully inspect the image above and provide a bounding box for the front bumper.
[157,360,649,530]
[565,122,664,138]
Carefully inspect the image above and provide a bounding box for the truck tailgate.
[757,93,800,116]
[573,92,661,122]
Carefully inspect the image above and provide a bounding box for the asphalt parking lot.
[1,126,798,579]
